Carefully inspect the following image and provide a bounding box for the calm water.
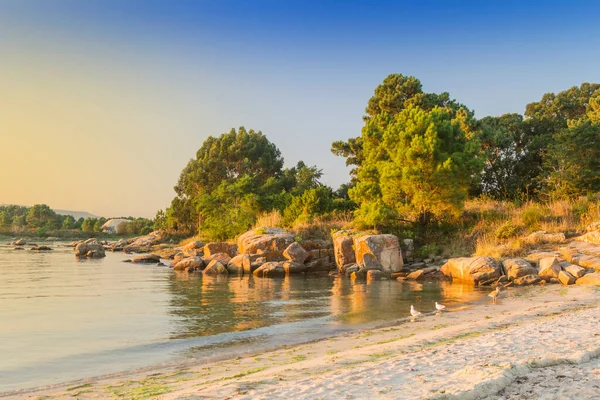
[0,241,487,392]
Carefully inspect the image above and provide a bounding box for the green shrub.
[494,221,522,239]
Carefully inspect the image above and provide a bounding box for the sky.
[1,0,599,218]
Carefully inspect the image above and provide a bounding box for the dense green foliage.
[162,128,351,239]
[331,74,600,236]
[0,204,153,237]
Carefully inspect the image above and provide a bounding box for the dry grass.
[291,214,354,241]
[254,210,283,229]
[456,197,598,259]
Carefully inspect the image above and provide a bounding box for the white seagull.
[435,302,446,312]
[410,305,422,318]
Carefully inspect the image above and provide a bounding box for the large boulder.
[173,257,203,271]
[237,228,295,255]
[538,257,562,279]
[227,254,248,275]
[576,273,600,285]
[242,255,264,274]
[332,231,356,269]
[75,239,106,258]
[503,258,538,280]
[204,242,235,257]
[203,260,229,275]
[440,257,502,285]
[181,241,204,257]
[353,234,403,273]
[130,254,161,264]
[253,262,286,278]
[283,242,309,264]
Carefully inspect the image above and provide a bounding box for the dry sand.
[5,284,600,400]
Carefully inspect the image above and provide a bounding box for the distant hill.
[53,209,100,220]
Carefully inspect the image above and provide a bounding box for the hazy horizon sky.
[2,0,599,218]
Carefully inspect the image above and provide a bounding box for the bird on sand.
[435,302,446,312]
[410,305,422,318]
[488,287,501,304]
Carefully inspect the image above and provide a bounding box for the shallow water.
[0,241,487,392]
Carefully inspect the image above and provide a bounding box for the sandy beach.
[3,283,599,400]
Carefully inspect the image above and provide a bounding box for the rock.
[525,251,561,265]
[253,262,286,278]
[339,263,357,274]
[237,227,295,255]
[353,234,403,273]
[15,239,26,246]
[130,254,161,264]
[526,231,566,244]
[173,257,203,271]
[227,254,248,275]
[203,260,228,275]
[283,242,310,264]
[305,257,333,272]
[366,270,387,281]
[123,231,167,253]
[513,274,541,286]
[345,265,360,276]
[538,257,562,279]
[242,254,262,274]
[576,273,600,285]
[204,242,235,257]
[564,264,587,279]
[558,270,576,285]
[332,231,356,269]
[205,252,232,265]
[406,267,439,281]
[30,246,53,251]
[183,240,204,251]
[503,258,538,280]
[440,257,502,285]
[13,247,24,250]
[402,238,414,262]
[283,261,307,274]
[408,262,426,270]
[578,230,600,245]
[75,239,106,258]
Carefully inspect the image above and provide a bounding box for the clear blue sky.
[1,0,599,217]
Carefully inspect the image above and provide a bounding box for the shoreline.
[5,284,600,399]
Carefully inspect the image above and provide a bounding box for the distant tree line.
[159,74,600,240]
[0,204,153,236]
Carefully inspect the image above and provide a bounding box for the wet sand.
[5,284,600,399]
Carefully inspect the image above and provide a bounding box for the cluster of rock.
[332,231,405,281]
[439,226,600,286]
[105,231,168,253]
[72,238,106,258]
[7,238,53,251]
[161,228,336,277]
